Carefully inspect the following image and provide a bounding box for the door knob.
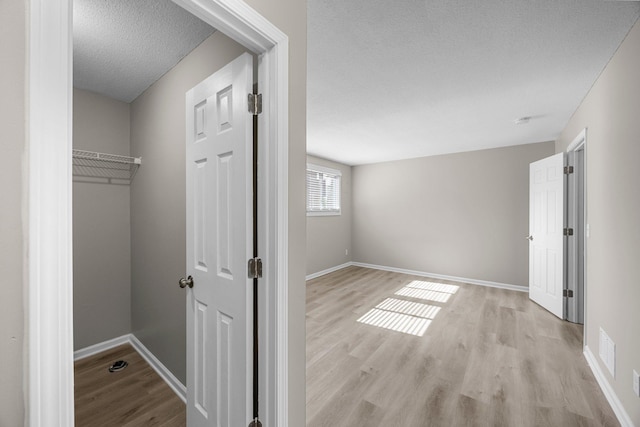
[526,235,533,241]
[179,275,194,289]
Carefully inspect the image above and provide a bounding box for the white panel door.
[185,53,253,427]
[529,153,565,319]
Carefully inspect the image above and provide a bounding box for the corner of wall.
[305,155,354,276]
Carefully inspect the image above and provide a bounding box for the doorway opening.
[28,0,289,424]
[527,130,587,331]
[566,129,587,327]
[72,4,258,424]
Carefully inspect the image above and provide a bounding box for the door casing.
[27,0,290,425]
[566,129,588,331]
[528,130,588,333]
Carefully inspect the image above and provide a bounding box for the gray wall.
[73,89,132,350]
[130,32,251,384]
[352,142,554,287]
[0,0,26,423]
[306,155,352,275]
[556,18,640,425]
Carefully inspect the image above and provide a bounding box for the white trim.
[29,0,75,425]
[32,0,289,425]
[584,346,634,427]
[175,0,285,54]
[567,128,587,152]
[73,334,187,403]
[73,335,132,361]
[130,335,188,404]
[351,262,528,292]
[307,261,528,292]
[566,128,588,347]
[274,47,290,426]
[306,262,353,281]
[307,210,341,217]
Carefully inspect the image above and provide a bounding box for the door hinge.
[564,228,574,236]
[248,93,262,115]
[563,289,574,298]
[248,257,263,279]
[564,166,574,174]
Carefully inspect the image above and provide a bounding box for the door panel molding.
[185,53,253,426]
[529,152,565,319]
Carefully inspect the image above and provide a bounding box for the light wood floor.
[75,344,185,426]
[306,266,619,427]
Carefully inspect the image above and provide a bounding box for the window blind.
[306,164,341,215]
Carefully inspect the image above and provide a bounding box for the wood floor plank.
[306,266,619,426]
[74,344,185,426]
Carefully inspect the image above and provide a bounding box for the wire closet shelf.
[72,149,142,184]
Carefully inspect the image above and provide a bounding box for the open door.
[528,153,565,319]
[183,53,254,427]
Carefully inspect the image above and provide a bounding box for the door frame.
[28,0,289,425]
[566,128,588,343]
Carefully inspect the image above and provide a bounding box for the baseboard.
[74,334,132,361]
[74,333,187,404]
[351,262,528,292]
[130,335,187,403]
[584,345,634,427]
[306,262,354,281]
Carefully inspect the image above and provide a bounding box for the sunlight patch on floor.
[376,297,441,318]
[357,297,441,336]
[395,280,460,303]
[406,280,459,294]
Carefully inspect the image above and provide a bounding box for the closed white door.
[529,153,565,319]
[185,53,253,427]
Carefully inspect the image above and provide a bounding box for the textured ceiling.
[73,0,215,103]
[73,0,640,164]
[308,0,640,165]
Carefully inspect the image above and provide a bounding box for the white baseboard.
[74,333,187,404]
[74,334,132,361]
[130,335,187,403]
[351,262,528,292]
[306,262,354,281]
[584,345,634,427]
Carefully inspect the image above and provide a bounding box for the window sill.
[307,211,341,217]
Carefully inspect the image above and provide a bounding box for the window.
[306,164,341,216]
